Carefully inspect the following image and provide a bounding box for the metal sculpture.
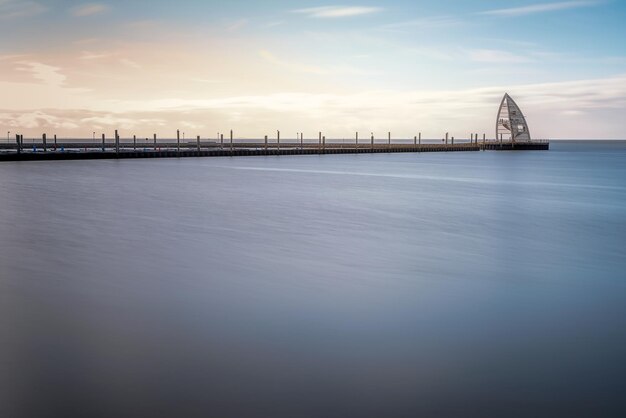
[496,93,531,142]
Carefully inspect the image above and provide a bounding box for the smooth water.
[1,141,625,417]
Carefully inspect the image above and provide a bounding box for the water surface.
[1,141,625,417]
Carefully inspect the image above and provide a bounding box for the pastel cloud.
[71,3,108,17]
[0,0,46,19]
[16,62,66,87]
[3,73,625,139]
[467,49,534,64]
[292,6,383,18]
[479,1,600,17]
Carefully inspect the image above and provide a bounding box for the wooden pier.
[0,135,549,162]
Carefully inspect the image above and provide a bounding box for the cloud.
[259,50,329,75]
[119,58,141,69]
[259,49,376,76]
[381,16,462,30]
[71,3,108,17]
[79,51,111,60]
[292,6,383,18]
[16,62,66,87]
[5,72,626,139]
[479,1,600,17]
[227,18,249,31]
[467,49,534,64]
[0,0,46,19]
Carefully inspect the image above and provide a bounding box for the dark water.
[1,141,625,418]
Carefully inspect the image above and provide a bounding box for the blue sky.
[1,0,625,138]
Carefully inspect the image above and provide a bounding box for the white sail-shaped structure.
[496,93,531,142]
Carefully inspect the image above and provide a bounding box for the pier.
[0,135,549,162]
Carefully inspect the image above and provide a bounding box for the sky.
[1,0,625,139]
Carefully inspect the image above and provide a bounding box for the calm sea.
[1,141,625,418]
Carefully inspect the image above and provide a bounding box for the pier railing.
[0,134,549,161]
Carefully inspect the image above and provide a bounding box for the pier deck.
[0,139,548,162]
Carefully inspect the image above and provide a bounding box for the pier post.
[115,130,119,154]
[43,133,47,152]
[452,136,454,145]
[322,135,326,150]
[154,134,157,151]
[300,133,303,149]
[319,132,322,151]
[445,132,449,145]
[102,134,105,151]
[230,130,233,150]
[197,135,201,152]
[388,132,391,146]
[277,130,280,151]
[220,134,224,148]
[133,135,136,151]
[54,134,57,151]
[265,135,268,150]
[414,135,417,146]
[177,130,180,154]
[16,134,21,154]
[500,133,503,148]
[419,132,421,145]
[371,133,374,149]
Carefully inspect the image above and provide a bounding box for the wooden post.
[371,133,374,149]
[445,132,449,145]
[133,135,136,150]
[388,132,391,146]
[102,134,105,151]
[419,132,421,145]
[322,135,325,150]
[318,132,321,150]
[220,134,224,148]
[414,135,417,146]
[154,134,157,151]
[277,130,280,151]
[356,132,358,149]
[115,130,119,154]
[15,134,21,154]
[177,130,180,153]
[43,133,47,152]
[265,135,268,150]
[230,130,233,150]
[451,136,454,145]
[54,134,57,151]
[197,135,201,152]
[300,133,303,149]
